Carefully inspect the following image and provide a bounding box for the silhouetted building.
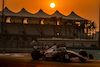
[0,7,98,51]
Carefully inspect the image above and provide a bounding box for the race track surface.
[0,53,100,67]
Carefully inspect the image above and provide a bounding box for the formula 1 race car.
[31,45,89,62]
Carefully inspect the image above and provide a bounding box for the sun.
[50,3,55,8]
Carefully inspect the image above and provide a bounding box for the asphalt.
[0,53,100,67]
[0,53,100,62]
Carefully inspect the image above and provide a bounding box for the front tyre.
[80,58,86,62]
[79,51,88,57]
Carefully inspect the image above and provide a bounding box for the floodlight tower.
[1,0,4,34]
[98,0,100,47]
[1,0,5,53]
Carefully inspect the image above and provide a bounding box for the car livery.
[31,45,89,62]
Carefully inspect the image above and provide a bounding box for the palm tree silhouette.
[86,22,96,39]
[91,22,96,39]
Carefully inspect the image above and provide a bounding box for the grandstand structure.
[0,7,98,52]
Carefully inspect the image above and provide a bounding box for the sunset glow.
[0,0,99,31]
[50,3,55,8]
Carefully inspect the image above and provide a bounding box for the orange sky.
[0,0,99,31]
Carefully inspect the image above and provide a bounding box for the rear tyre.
[31,50,41,60]
[31,51,34,60]
[57,52,66,62]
